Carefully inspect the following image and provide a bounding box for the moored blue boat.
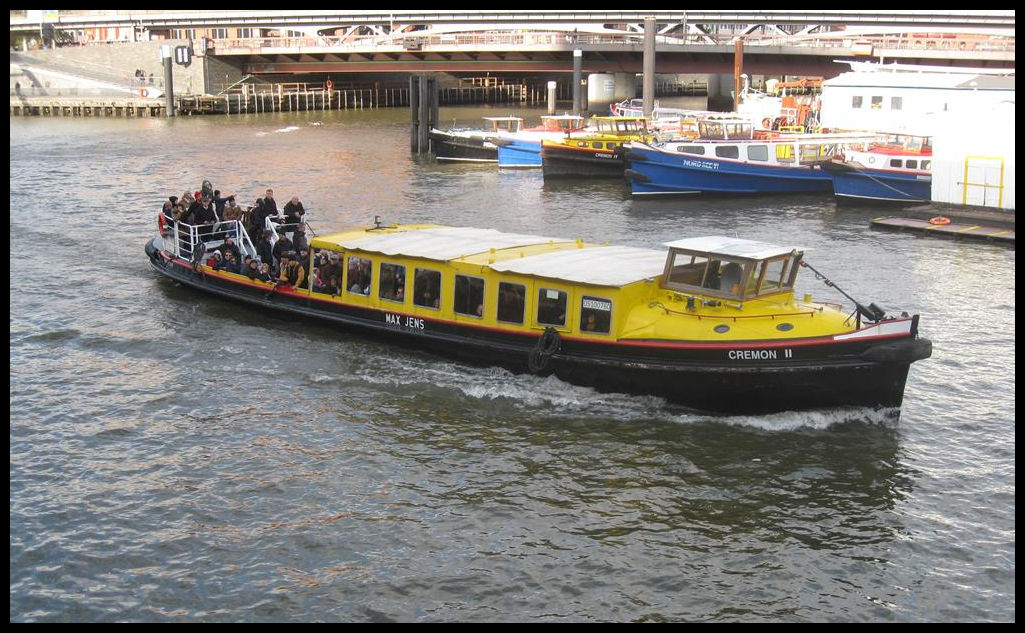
[495,114,588,168]
[823,135,933,204]
[625,116,874,196]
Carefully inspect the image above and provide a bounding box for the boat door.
[962,156,1005,207]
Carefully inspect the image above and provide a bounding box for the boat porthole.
[776,323,794,332]
[714,324,730,334]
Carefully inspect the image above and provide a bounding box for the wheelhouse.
[660,236,803,302]
[483,116,523,134]
[592,116,651,136]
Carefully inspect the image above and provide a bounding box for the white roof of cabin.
[336,226,572,261]
[489,245,668,287]
[663,236,798,260]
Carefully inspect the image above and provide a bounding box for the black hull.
[541,146,628,179]
[429,131,499,162]
[147,240,930,414]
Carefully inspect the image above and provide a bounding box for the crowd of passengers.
[161,181,331,290]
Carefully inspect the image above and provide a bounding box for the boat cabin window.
[921,160,931,170]
[311,248,342,295]
[663,250,749,300]
[890,158,903,168]
[747,145,768,162]
[715,145,740,159]
[871,96,883,110]
[537,288,567,327]
[906,160,918,169]
[346,256,372,296]
[379,262,406,303]
[676,145,705,156]
[497,282,526,324]
[852,96,863,109]
[454,274,485,318]
[413,268,441,309]
[580,296,612,334]
[749,256,798,296]
[891,97,903,111]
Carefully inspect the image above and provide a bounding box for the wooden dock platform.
[10,96,166,117]
[870,216,1015,244]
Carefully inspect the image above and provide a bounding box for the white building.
[819,61,1014,135]
[931,100,1015,210]
[821,61,1015,210]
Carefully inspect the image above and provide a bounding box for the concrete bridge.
[11,10,1014,108]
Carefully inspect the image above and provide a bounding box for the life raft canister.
[929,216,951,225]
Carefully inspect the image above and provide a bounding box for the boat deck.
[870,217,1015,244]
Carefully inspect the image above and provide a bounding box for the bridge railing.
[211,31,1015,55]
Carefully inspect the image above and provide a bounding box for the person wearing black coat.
[256,229,275,267]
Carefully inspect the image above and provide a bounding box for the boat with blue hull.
[823,135,933,204]
[494,114,588,168]
[625,116,874,196]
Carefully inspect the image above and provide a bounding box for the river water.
[9,100,1015,622]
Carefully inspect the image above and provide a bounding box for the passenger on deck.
[272,231,294,269]
[277,252,305,289]
[247,198,268,243]
[222,195,243,224]
[256,229,274,267]
[215,249,240,274]
[292,224,309,254]
[212,189,231,217]
[191,194,218,241]
[219,236,241,262]
[243,258,259,279]
[296,247,311,289]
[257,262,273,282]
[283,196,306,227]
[262,188,278,218]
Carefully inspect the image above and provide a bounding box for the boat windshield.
[662,249,801,301]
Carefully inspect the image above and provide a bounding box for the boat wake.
[347,353,897,430]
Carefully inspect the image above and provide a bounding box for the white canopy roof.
[335,226,572,261]
[663,236,798,260]
[489,245,668,287]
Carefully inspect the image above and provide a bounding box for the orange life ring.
[929,216,951,225]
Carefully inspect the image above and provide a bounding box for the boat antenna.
[798,260,886,327]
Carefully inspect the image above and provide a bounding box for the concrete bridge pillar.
[706,73,734,112]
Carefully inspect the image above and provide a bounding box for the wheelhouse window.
[346,256,372,296]
[747,145,768,161]
[715,145,740,159]
[379,262,406,303]
[580,296,612,334]
[676,145,705,155]
[536,288,567,326]
[663,250,749,300]
[750,257,797,296]
[497,282,526,324]
[413,268,441,309]
[454,274,485,318]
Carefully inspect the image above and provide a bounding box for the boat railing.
[167,219,256,262]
